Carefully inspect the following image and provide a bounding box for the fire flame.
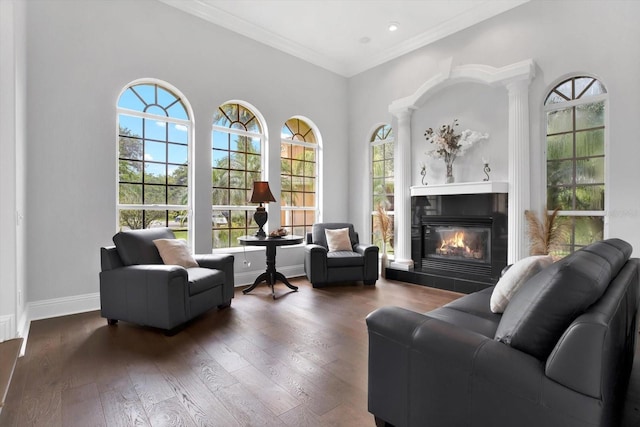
[440,232,468,250]
[436,229,484,259]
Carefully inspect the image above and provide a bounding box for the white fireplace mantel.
[410,181,508,197]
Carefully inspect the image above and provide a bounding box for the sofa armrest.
[193,253,235,301]
[367,306,548,427]
[304,244,328,285]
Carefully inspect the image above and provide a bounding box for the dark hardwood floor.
[0,277,638,426]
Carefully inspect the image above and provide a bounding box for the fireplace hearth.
[387,191,507,293]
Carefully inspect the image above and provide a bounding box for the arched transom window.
[117,81,192,239]
[545,75,607,255]
[212,102,266,248]
[280,117,318,236]
[370,124,394,254]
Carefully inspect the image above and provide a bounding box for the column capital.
[505,78,531,95]
[390,107,413,121]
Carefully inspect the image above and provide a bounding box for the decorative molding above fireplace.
[410,181,508,197]
[388,57,536,266]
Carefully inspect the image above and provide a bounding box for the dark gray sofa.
[304,222,379,287]
[100,227,234,334]
[367,238,640,427]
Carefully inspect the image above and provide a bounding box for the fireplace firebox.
[387,192,507,293]
[423,218,492,276]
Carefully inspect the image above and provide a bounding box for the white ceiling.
[158,0,529,77]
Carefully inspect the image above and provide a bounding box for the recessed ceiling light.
[388,22,399,32]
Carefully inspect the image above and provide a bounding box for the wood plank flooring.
[0,277,639,426]
[0,338,23,411]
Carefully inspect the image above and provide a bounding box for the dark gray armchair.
[304,222,379,287]
[99,227,234,334]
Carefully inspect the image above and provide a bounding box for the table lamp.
[250,181,276,238]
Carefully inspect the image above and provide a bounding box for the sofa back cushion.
[311,223,357,250]
[113,227,176,265]
[495,239,632,360]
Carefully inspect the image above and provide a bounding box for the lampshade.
[250,181,276,204]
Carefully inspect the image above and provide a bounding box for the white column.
[392,108,413,267]
[506,80,531,263]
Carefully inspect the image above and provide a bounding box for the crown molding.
[157,0,348,76]
[158,0,529,78]
[348,0,529,77]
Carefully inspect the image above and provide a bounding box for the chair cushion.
[326,251,364,268]
[187,267,225,296]
[495,238,632,360]
[490,255,554,313]
[113,227,175,265]
[153,238,199,268]
[325,228,353,252]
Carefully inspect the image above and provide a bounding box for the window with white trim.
[280,117,318,236]
[212,102,265,248]
[370,124,394,254]
[545,75,607,255]
[117,81,192,239]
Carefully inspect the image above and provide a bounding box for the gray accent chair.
[304,222,379,287]
[100,227,234,335]
[367,238,640,427]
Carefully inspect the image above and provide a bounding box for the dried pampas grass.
[375,203,392,245]
[524,207,568,256]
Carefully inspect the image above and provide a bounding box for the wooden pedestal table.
[238,235,303,299]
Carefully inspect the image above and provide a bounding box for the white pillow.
[490,255,554,313]
[153,238,199,268]
[325,228,353,252]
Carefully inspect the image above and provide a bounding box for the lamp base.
[254,207,268,238]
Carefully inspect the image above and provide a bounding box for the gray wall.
[348,0,640,256]
[24,0,348,303]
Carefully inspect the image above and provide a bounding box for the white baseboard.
[28,292,101,322]
[16,308,29,356]
[0,315,15,342]
[16,266,305,353]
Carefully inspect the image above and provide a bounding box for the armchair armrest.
[194,253,234,271]
[99,264,189,330]
[304,244,328,286]
[354,243,378,257]
[100,246,123,271]
[354,243,379,283]
[193,253,235,302]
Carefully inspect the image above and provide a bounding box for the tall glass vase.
[445,154,456,184]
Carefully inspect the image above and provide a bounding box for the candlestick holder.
[483,163,491,181]
[420,164,428,186]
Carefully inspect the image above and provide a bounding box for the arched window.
[545,75,607,255]
[280,117,319,236]
[212,102,266,248]
[117,81,192,240]
[370,124,394,254]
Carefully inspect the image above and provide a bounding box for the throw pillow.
[153,239,199,268]
[490,255,553,313]
[325,228,352,252]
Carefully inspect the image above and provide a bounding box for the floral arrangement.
[424,119,489,182]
